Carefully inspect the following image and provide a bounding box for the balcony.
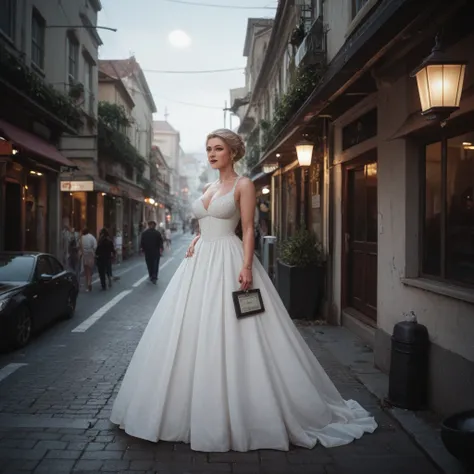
[295,18,326,69]
[0,42,83,133]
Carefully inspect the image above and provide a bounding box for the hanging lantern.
[295,140,314,167]
[411,35,467,121]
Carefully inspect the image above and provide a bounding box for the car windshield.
[0,256,34,282]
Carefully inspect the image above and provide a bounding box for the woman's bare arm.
[237,178,256,290]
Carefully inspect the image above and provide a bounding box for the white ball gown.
[110,177,377,452]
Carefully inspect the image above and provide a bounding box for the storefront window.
[104,195,117,235]
[61,192,87,233]
[422,133,474,286]
[25,172,48,252]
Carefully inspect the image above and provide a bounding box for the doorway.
[343,151,378,323]
[4,181,22,251]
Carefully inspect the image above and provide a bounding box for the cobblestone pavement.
[0,235,440,474]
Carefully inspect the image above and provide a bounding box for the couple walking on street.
[140,220,164,284]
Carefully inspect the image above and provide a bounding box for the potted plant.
[277,228,324,320]
[290,22,305,48]
[69,82,85,101]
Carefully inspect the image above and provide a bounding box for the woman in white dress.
[110,129,377,452]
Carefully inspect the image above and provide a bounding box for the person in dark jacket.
[96,228,116,290]
[140,220,164,284]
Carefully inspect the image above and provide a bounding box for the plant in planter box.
[69,82,85,101]
[277,228,325,320]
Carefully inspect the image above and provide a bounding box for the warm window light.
[295,140,314,167]
[411,35,467,122]
[263,164,278,174]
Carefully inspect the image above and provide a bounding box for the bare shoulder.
[236,176,254,192]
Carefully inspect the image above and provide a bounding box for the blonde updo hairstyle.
[206,129,246,162]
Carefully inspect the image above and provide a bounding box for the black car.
[0,252,79,350]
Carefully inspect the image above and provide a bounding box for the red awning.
[0,119,75,167]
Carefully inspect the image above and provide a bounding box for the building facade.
[0,0,102,259]
[235,0,474,417]
[97,57,157,254]
[153,120,184,227]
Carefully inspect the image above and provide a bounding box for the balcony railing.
[295,18,325,69]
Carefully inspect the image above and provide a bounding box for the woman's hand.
[238,267,253,291]
[185,243,195,258]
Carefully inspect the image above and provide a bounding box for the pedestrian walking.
[79,228,97,292]
[67,228,80,280]
[165,227,172,249]
[95,228,116,290]
[140,220,164,284]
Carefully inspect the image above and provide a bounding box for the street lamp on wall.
[295,140,314,167]
[411,35,467,122]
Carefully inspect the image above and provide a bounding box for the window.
[352,0,369,18]
[47,256,64,275]
[35,256,53,278]
[422,132,474,286]
[31,8,45,69]
[67,34,79,83]
[0,0,15,39]
[83,55,94,115]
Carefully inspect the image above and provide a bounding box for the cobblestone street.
[0,235,440,474]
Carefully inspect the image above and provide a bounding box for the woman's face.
[206,137,232,169]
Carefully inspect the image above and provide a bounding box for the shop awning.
[0,119,75,167]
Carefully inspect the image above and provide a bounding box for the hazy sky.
[98,0,276,153]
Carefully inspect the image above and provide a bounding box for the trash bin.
[388,312,430,410]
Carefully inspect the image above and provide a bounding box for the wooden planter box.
[277,260,324,320]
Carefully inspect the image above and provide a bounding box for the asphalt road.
[0,231,440,474]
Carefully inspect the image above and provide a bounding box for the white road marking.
[132,275,149,288]
[91,262,142,285]
[159,258,174,271]
[174,244,187,255]
[71,290,132,333]
[131,258,175,288]
[0,363,27,383]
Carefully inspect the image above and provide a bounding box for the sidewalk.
[0,320,445,474]
[297,323,468,474]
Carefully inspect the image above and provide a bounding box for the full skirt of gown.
[110,233,378,452]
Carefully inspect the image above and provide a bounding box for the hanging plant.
[98,119,146,174]
[0,43,83,131]
[69,82,84,101]
[261,64,326,153]
[98,101,131,130]
[290,22,305,47]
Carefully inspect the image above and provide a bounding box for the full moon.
[168,30,192,48]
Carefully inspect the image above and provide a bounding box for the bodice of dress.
[191,179,241,242]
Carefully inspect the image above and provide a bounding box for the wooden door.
[344,157,378,322]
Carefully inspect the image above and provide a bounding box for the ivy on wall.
[261,64,325,151]
[244,126,261,170]
[98,102,131,129]
[97,101,146,174]
[0,43,83,130]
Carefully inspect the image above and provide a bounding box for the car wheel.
[14,306,32,349]
[64,290,77,319]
